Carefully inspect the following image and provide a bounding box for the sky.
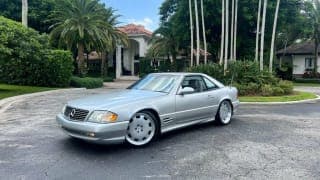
[102,0,164,31]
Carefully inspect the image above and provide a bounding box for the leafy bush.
[278,80,293,94]
[0,16,73,87]
[188,61,294,96]
[70,76,103,89]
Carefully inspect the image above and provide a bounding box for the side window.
[203,77,218,90]
[181,76,206,93]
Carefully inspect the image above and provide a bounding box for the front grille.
[64,106,89,121]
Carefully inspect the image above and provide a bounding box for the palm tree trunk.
[77,43,85,76]
[189,0,194,67]
[260,0,267,71]
[224,0,229,74]
[269,0,280,72]
[201,0,207,64]
[233,0,238,60]
[194,0,200,66]
[315,39,319,75]
[22,0,28,27]
[219,0,225,65]
[101,52,108,77]
[255,0,262,62]
[230,0,235,60]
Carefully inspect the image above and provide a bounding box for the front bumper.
[232,100,240,113]
[56,114,129,144]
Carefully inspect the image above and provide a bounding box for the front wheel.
[215,100,233,125]
[125,111,159,146]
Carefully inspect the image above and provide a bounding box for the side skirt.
[161,117,216,134]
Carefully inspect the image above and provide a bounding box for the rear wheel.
[125,111,159,146]
[215,100,233,125]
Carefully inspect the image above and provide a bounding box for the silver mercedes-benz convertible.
[56,73,239,146]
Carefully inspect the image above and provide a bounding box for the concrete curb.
[0,88,86,113]
[241,95,320,105]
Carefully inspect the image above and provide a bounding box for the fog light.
[87,132,95,137]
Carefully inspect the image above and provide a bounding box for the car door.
[201,76,224,116]
[175,75,212,123]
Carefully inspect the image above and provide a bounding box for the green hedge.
[188,61,293,96]
[0,16,73,87]
[70,76,103,89]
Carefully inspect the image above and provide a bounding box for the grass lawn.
[293,82,320,87]
[240,91,318,102]
[0,84,56,100]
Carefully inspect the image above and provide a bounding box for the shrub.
[70,76,103,89]
[279,80,293,94]
[0,16,73,87]
[188,61,294,96]
[103,76,114,82]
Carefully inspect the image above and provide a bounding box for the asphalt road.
[0,88,320,180]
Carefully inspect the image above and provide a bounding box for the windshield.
[128,74,178,93]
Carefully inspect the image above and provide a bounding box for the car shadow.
[59,118,240,155]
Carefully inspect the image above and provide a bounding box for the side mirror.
[178,87,195,95]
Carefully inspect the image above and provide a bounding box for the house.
[86,24,152,79]
[115,24,152,79]
[276,41,320,78]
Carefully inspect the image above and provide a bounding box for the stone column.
[116,45,122,79]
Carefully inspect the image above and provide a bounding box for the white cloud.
[126,17,155,31]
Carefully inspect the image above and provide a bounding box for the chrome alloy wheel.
[219,101,232,124]
[125,112,156,146]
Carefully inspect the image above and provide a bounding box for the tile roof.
[118,24,152,37]
[277,40,320,55]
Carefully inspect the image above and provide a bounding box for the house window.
[305,58,314,70]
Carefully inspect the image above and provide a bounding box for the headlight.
[87,111,118,123]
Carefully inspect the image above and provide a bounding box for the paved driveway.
[0,87,320,179]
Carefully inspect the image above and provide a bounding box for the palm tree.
[189,0,194,67]
[151,22,178,64]
[194,0,200,65]
[200,0,207,64]
[22,0,28,26]
[230,0,235,60]
[255,0,262,62]
[100,7,127,77]
[50,0,126,76]
[269,0,280,72]
[260,0,268,71]
[233,0,238,60]
[224,0,229,74]
[312,0,320,75]
[219,0,225,65]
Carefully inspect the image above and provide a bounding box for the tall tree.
[189,0,194,66]
[255,0,262,62]
[224,0,229,74]
[201,0,208,64]
[230,0,235,60]
[219,0,225,65]
[22,0,28,26]
[233,0,238,60]
[259,0,267,71]
[312,0,320,75]
[50,0,127,76]
[194,0,200,65]
[269,0,280,72]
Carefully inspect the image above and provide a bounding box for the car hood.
[67,89,166,111]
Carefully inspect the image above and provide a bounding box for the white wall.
[292,55,320,75]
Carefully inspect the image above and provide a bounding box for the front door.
[175,76,214,123]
